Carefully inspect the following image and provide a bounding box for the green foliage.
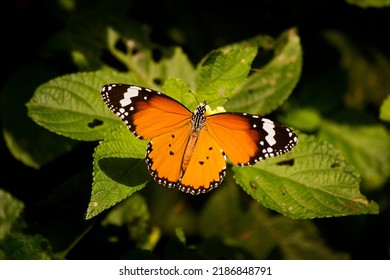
[1,0,389,260]
[235,134,378,218]
[1,65,77,168]
[87,125,149,219]
[101,193,155,250]
[27,71,136,141]
[25,25,378,220]
[0,189,24,240]
[345,0,390,8]
[323,30,390,110]
[320,118,390,189]
[226,29,302,115]
[199,180,349,259]
[23,22,381,253]
[380,95,390,121]
[195,41,257,106]
[0,190,55,259]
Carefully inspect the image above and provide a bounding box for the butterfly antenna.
[207,97,230,106]
[188,90,202,104]
[188,89,229,106]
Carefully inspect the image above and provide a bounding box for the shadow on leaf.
[98,157,150,187]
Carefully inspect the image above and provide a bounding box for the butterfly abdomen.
[181,103,208,172]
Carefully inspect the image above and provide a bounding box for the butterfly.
[101,84,298,195]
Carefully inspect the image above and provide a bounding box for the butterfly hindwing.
[146,124,191,188]
[178,128,227,194]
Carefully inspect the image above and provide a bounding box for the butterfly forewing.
[206,113,298,166]
[101,84,192,139]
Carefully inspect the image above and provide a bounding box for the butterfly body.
[101,84,298,195]
[181,104,206,174]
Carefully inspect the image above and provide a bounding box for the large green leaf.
[158,47,197,91]
[161,78,194,109]
[196,41,258,105]
[234,134,379,218]
[86,125,149,219]
[320,119,390,189]
[27,71,135,141]
[225,28,302,115]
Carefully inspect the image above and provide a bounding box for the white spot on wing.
[262,119,277,146]
[119,86,141,107]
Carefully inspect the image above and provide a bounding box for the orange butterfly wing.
[205,113,298,166]
[146,124,191,187]
[178,128,227,194]
[101,84,192,139]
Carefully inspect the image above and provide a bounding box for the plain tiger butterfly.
[101,84,298,195]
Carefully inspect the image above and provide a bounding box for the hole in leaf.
[88,119,103,128]
[279,185,287,196]
[331,162,340,168]
[115,39,127,53]
[249,181,257,192]
[152,47,162,62]
[153,78,162,85]
[276,158,295,166]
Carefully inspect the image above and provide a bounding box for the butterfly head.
[192,103,207,130]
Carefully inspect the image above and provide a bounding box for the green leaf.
[226,28,302,115]
[280,107,322,133]
[158,47,197,91]
[0,233,55,260]
[86,125,150,219]
[112,45,195,93]
[27,71,136,141]
[199,179,348,259]
[234,134,379,218]
[380,94,390,121]
[162,78,194,109]
[101,193,157,250]
[67,9,150,71]
[345,0,390,8]
[196,40,258,104]
[104,30,194,89]
[0,189,24,240]
[320,119,390,189]
[0,189,56,259]
[1,64,77,169]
